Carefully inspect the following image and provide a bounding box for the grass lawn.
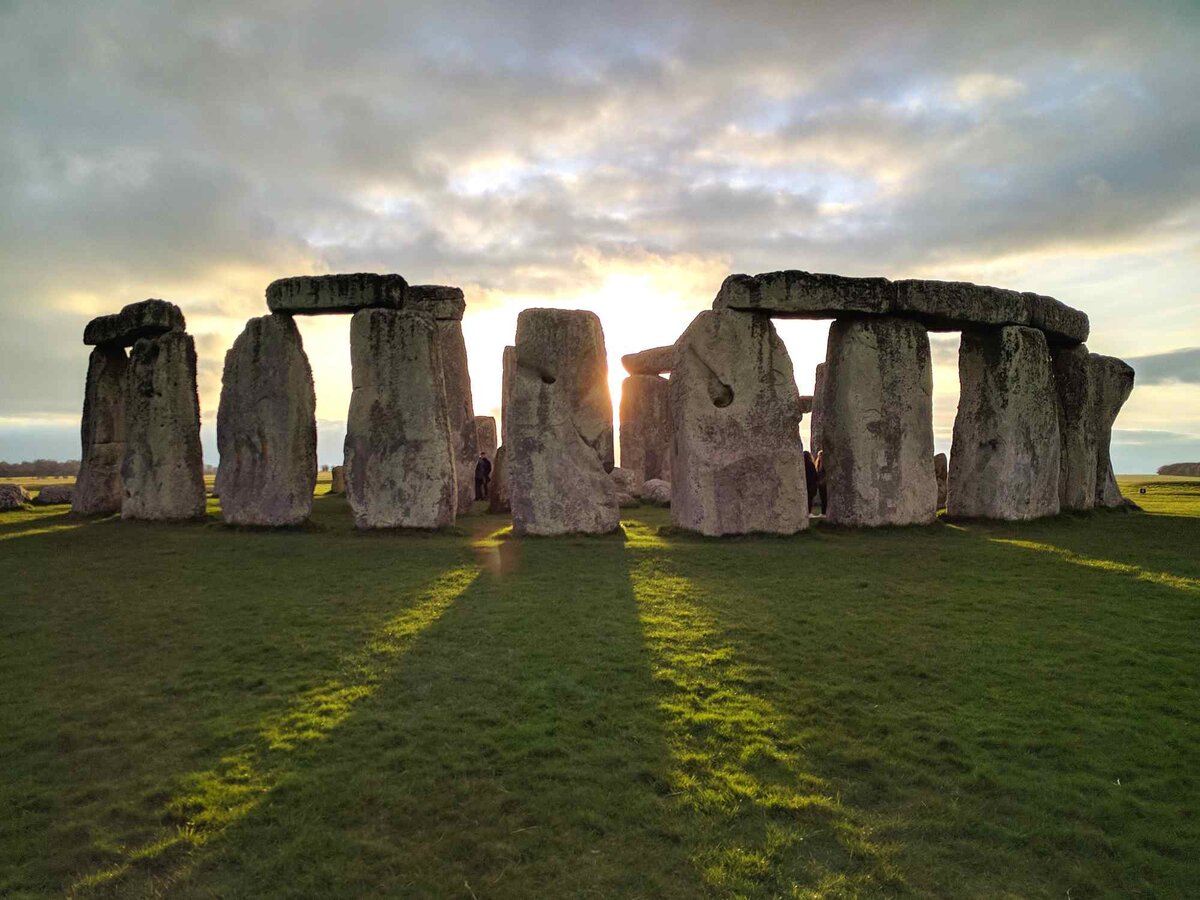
[1,478,1196,898]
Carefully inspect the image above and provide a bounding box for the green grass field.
[1,479,1196,898]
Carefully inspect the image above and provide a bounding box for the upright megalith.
[620,374,671,483]
[475,416,498,459]
[122,331,206,520]
[1091,354,1135,508]
[823,317,937,527]
[809,362,829,453]
[73,345,129,515]
[933,452,948,510]
[1052,344,1099,510]
[329,465,346,494]
[488,346,517,515]
[670,310,807,536]
[344,309,457,529]
[216,315,317,526]
[488,445,510,513]
[948,326,1061,520]
[508,309,618,535]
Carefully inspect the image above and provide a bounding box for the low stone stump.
[73,345,129,515]
[619,374,671,484]
[670,310,807,536]
[216,314,317,526]
[344,309,457,529]
[948,326,1061,520]
[642,479,671,506]
[122,331,207,520]
[267,273,407,315]
[34,484,73,505]
[934,453,948,510]
[823,317,937,527]
[1092,354,1135,508]
[610,466,640,496]
[329,465,346,494]
[475,416,498,460]
[1053,344,1099,510]
[508,309,618,535]
[0,484,32,510]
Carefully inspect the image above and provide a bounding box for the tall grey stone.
[934,452,948,510]
[488,445,510,513]
[344,309,457,529]
[217,315,317,526]
[508,309,618,535]
[73,345,128,515]
[500,345,517,447]
[475,416,498,459]
[823,317,937,527]
[948,326,1061,520]
[809,362,829,453]
[1052,344,1099,510]
[1092,354,1135,508]
[436,319,478,513]
[619,374,671,483]
[122,332,206,520]
[670,310,807,536]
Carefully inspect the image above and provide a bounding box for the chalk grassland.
[0,480,1196,898]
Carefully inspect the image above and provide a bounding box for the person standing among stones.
[474,451,492,501]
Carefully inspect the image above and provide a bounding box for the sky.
[1,0,1198,472]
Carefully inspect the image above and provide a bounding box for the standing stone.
[344,309,457,529]
[1052,344,1099,510]
[620,374,671,483]
[73,345,129,515]
[948,326,1061,520]
[500,345,517,447]
[329,465,346,494]
[823,317,937,527]
[488,445,510,513]
[508,309,618,535]
[810,362,828,453]
[122,332,206,520]
[933,453,948,510]
[670,310,807,536]
[216,315,317,526]
[437,319,478,512]
[489,346,518,515]
[1092,354,1135,508]
[475,416,498,460]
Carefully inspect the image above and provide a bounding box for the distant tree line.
[0,459,81,477]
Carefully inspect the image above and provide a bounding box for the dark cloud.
[1125,347,1200,385]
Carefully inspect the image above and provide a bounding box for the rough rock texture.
[475,416,498,460]
[670,310,807,535]
[1052,344,1099,510]
[621,346,674,375]
[934,453,948,510]
[73,345,129,515]
[1158,462,1200,476]
[329,466,345,494]
[948,326,1061,520]
[0,484,32,510]
[809,363,829,453]
[405,284,466,321]
[642,479,672,506]
[266,273,406,315]
[1092,354,1135,508]
[798,395,813,415]
[216,315,317,526]
[122,332,207,520]
[610,466,640,496]
[437,320,478,513]
[619,374,671,484]
[617,492,640,508]
[488,445,510,513]
[344,309,457,529]
[823,317,937,526]
[714,270,1088,344]
[84,299,185,347]
[34,484,74,505]
[508,309,618,535]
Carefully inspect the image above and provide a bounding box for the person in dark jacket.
[474,452,492,501]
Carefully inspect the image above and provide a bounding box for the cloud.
[1125,347,1200,385]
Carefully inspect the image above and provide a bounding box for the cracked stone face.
[436,320,479,514]
[73,344,129,516]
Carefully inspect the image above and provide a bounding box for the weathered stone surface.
[823,317,937,526]
[500,345,517,445]
[344,309,457,529]
[475,416,498,459]
[34,484,73,505]
[329,465,345,494]
[405,284,466,321]
[798,395,813,415]
[488,445,510,513]
[642,479,672,506]
[1052,344,1099,510]
[620,375,671,484]
[934,453,948,510]
[621,346,674,376]
[671,310,807,535]
[508,309,618,535]
[948,326,1061,520]
[216,315,317,526]
[714,270,1089,343]
[1092,354,1135,508]
[0,484,32,510]
[610,466,640,496]
[122,332,207,520]
[436,320,478,514]
[266,273,407,315]
[1158,462,1200,476]
[73,345,128,515]
[617,492,640,508]
[84,299,185,347]
[809,362,829,453]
